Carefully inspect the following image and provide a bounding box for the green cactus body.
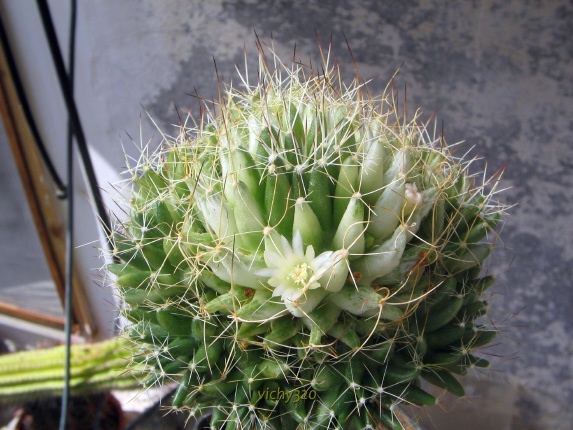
[0,338,142,404]
[111,47,505,429]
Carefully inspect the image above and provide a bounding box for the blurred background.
[0,1,571,428]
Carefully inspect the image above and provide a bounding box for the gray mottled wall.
[88,0,573,405]
[2,0,572,426]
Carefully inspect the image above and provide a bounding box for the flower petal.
[311,250,335,270]
[316,250,349,293]
[273,282,288,298]
[305,244,316,261]
[292,230,304,256]
[281,234,293,256]
[256,268,275,278]
[306,280,322,290]
[284,288,327,318]
[264,248,285,269]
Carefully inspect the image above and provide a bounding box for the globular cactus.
[110,45,505,430]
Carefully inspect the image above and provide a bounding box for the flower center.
[288,263,313,287]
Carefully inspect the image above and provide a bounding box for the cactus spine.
[111,45,505,429]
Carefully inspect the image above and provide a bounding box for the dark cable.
[58,1,77,428]
[92,392,107,430]
[35,0,114,244]
[0,12,67,198]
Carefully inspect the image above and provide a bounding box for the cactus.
[0,337,142,404]
[110,45,506,429]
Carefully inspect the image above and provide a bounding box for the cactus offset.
[0,337,142,404]
[111,45,506,429]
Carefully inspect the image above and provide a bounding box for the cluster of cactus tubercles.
[0,337,141,404]
[110,47,504,430]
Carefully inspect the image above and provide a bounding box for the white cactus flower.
[258,231,349,316]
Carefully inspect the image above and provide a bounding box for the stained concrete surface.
[132,0,573,418]
[1,0,572,427]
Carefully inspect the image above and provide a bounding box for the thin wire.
[0,12,67,197]
[92,393,107,430]
[59,1,77,429]
[35,0,114,246]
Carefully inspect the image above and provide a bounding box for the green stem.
[0,337,142,404]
